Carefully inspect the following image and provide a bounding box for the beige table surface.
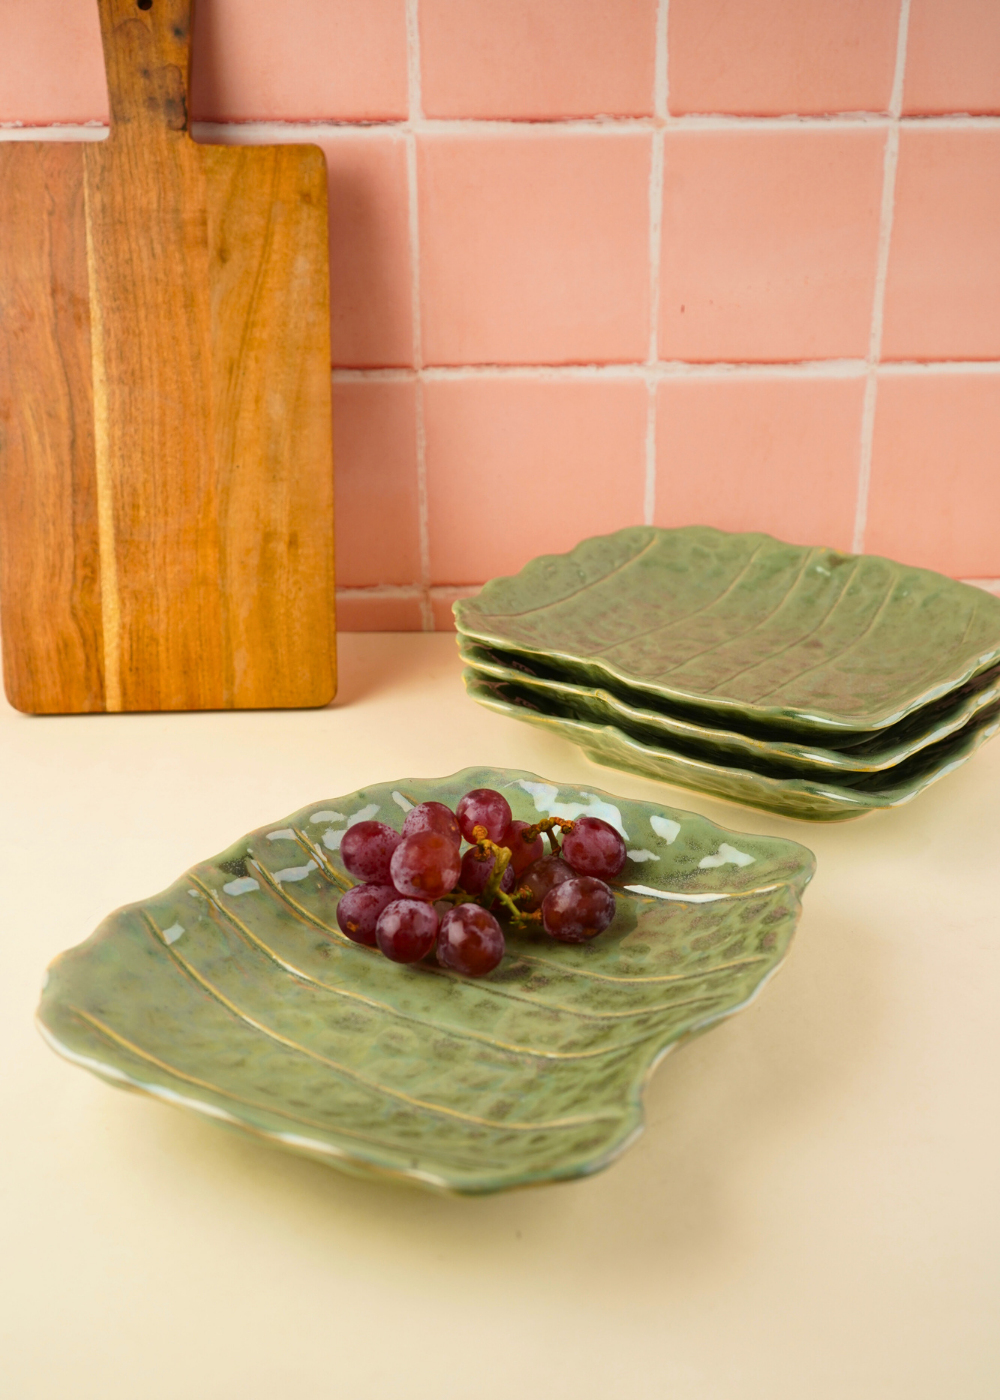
[2,633,999,1400]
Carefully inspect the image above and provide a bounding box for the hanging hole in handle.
[137,0,153,10]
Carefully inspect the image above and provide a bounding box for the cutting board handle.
[97,0,194,138]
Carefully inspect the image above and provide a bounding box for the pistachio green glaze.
[454,527,1000,738]
[37,768,813,1194]
[466,677,1000,822]
[460,639,1000,777]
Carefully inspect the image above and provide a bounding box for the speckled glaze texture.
[454,527,1000,737]
[37,769,814,1194]
[466,678,1000,822]
[460,639,1000,776]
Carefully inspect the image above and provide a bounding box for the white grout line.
[336,585,424,600]
[644,0,670,526]
[332,357,1000,383]
[0,124,109,141]
[429,584,481,598]
[336,584,480,600]
[193,121,408,145]
[333,367,416,383]
[654,0,670,121]
[404,0,434,632]
[851,0,911,555]
[336,359,871,381]
[6,112,1000,145]
[889,0,912,115]
[878,359,1000,375]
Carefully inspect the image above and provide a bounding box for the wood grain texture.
[0,0,335,713]
[0,143,106,713]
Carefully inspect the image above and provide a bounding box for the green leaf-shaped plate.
[466,676,1000,822]
[454,527,1000,738]
[460,639,1000,776]
[37,768,814,1195]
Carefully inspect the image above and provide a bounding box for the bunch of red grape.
[335,787,626,978]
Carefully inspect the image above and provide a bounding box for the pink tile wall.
[5,0,1000,634]
[668,0,900,117]
[904,0,1000,116]
[424,377,647,582]
[655,376,864,551]
[659,128,884,362]
[418,132,652,366]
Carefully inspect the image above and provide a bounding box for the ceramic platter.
[455,527,1000,738]
[467,676,1000,822]
[460,639,1000,777]
[37,769,814,1195]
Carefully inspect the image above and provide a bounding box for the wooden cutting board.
[0,0,336,714]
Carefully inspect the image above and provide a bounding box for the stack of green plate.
[455,527,1000,821]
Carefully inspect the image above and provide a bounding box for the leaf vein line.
[587,539,771,662]
[139,912,624,1132]
[62,1004,465,1155]
[480,531,659,621]
[189,880,680,1061]
[750,567,899,701]
[697,555,863,695]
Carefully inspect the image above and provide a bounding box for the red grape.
[437,904,505,977]
[561,816,627,880]
[516,855,576,911]
[500,819,544,876]
[390,830,462,901]
[456,787,512,843]
[336,883,397,947]
[340,821,402,884]
[402,800,461,847]
[541,877,616,943]
[375,899,439,963]
[459,846,516,900]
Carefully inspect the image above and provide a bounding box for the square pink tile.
[191,0,408,123]
[881,129,1000,361]
[904,0,1000,115]
[336,593,424,631]
[420,0,657,119]
[333,379,422,587]
[419,133,652,366]
[668,0,900,116]
[659,128,885,362]
[654,375,863,550]
[865,372,1000,577]
[0,0,108,124]
[321,135,414,368]
[424,377,647,583]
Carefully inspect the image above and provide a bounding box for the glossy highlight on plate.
[36,769,814,1195]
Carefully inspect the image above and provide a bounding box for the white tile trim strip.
[6,115,1000,143]
[852,0,911,555]
[404,0,434,631]
[333,360,1000,384]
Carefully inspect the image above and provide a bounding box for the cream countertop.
[2,633,998,1399]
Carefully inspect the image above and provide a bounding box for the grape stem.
[495,889,541,927]
[469,827,514,908]
[521,815,575,856]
